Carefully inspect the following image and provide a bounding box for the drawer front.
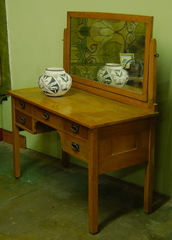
[33,106,63,130]
[15,110,33,131]
[14,98,32,114]
[63,119,88,140]
[61,133,88,162]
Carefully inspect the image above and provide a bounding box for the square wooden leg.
[88,129,99,234]
[13,124,21,178]
[144,119,155,213]
[62,150,69,167]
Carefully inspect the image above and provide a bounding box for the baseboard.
[2,129,26,148]
[0,128,3,141]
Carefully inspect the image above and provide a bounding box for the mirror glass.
[66,12,153,100]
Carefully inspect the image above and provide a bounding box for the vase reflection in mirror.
[97,63,129,88]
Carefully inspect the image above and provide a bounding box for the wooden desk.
[7,87,158,234]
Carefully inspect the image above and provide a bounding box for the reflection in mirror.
[70,17,146,94]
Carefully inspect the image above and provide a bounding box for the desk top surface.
[7,87,158,129]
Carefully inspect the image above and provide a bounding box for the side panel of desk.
[98,118,151,174]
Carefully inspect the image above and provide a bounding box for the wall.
[3,0,172,196]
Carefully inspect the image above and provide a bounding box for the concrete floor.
[0,141,172,240]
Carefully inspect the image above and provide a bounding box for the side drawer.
[14,98,32,114]
[63,119,88,140]
[33,106,63,130]
[61,133,88,163]
[15,110,33,131]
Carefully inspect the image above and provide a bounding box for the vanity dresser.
[7,12,159,234]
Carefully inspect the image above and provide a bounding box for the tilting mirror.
[64,12,153,101]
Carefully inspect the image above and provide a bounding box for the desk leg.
[13,125,21,178]
[144,118,155,213]
[62,150,69,167]
[12,98,21,178]
[88,129,99,234]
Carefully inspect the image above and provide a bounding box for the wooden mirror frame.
[63,12,157,112]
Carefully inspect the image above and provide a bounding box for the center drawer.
[33,106,63,130]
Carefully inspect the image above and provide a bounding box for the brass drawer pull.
[20,116,26,124]
[71,124,79,133]
[43,112,50,120]
[71,142,80,152]
[19,101,25,109]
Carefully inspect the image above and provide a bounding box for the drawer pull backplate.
[71,124,79,133]
[20,116,26,124]
[43,112,50,120]
[71,142,80,152]
[19,101,25,109]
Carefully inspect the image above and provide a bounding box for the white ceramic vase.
[38,67,72,97]
[97,63,129,88]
